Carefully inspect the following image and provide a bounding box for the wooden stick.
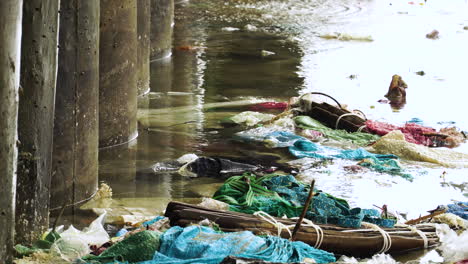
[404,210,446,225]
[291,179,315,241]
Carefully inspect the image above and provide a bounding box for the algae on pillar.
[150,0,174,60]
[138,0,151,96]
[51,1,99,212]
[16,0,59,245]
[100,0,138,148]
[0,1,23,262]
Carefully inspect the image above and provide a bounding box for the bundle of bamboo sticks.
[165,202,439,258]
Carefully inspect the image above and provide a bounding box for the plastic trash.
[180,157,259,178]
[436,224,468,262]
[319,32,373,42]
[59,212,110,247]
[84,230,161,263]
[230,111,275,126]
[367,130,468,168]
[295,116,379,146]
[198,197,230,211]
[149,225,336,264]
[115,228,128,237]
[447,202,468,220]
[248,102,288,112]
[214,174,396,228]
[50,236,90,262]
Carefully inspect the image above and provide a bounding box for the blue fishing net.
[138,226,336,264]
[447,201,468,220]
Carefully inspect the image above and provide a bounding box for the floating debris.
[426,29,440,39]
[244,24,258,31]
[415,70,426,76]
[261,50,275,56]
[320,32,373,42]
[222,27,240,32]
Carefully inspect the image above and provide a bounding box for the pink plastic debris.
[365,120,436,146]
[248,102,288,112]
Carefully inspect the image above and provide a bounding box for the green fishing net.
[214,174,395,228]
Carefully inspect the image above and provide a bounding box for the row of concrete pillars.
[0,0,174,262]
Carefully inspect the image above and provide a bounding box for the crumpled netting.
[295,116,380,146]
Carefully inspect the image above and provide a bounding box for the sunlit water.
[98,0,468,260]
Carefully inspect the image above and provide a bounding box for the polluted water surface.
[94,0,468,263]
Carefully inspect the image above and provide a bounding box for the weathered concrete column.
[100,0,138,148]
[0,1,23,262]
[137,0,151,96]
[150,0,174,60]
[16,0,59,245]
[51,1,100,211]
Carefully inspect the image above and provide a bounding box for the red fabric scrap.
[365,120,436,146]
[248,102,288,112]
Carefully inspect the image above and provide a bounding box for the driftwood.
[165,202,439,258]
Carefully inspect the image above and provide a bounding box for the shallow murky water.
[98,0,468,261]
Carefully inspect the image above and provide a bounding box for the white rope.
[253,211,293,238]
[253,211,324,248]
[357,125,367,133]
[335,113,363,129]
[290,217,324,248]
[399,224,429,249]
[362,222,392,254]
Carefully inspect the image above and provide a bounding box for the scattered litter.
[295,115,380,146]
[384,75,407,109]
[179,156,259,178]
[366,120,466,148]
[261,50,276,56]
[84,230,162,263]
[116,215,158,227]
[150,225,336,263]
[436,224,468,262]
[80,183,113,209]
[426,29,440,39]
[415,70,426,76]
[214,174,397,228]
[50,236,90,262]
[446,201,468,220]
[230,111,275,126]
[222,27,240,32]
[198,197,230,211]
[319,32,373,42]
[248,102,288,112]
[244,24,258,31]
[431,213,468,230]
[367,130,468,168]
[14,251,67,264]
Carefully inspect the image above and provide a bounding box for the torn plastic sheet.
[367,130,468,168]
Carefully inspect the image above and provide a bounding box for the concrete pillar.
[0,1,23,262]
[16,0,59,245]
[51,1,100,212]
[150,0,174,60]
[100,0,138,148]
[137,0,151,96]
